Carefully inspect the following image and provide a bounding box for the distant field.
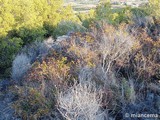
[64,1,99,13]
[64,0,148,13]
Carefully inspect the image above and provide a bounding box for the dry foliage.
[57,83,105,120]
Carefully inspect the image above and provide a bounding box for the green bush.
[43,22,56,37]
[95,2,131,26]
[148,0,160,23]
[0,37,23,77]
[0,0,79,77]
[17,27,47,45]
[53,21,87,38]
[77,10,95,28]
[130,7,149,18]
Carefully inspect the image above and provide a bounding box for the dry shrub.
[66,23,137,79]
[98,23,136,74]
[67,32,98,68]
[12,53,31,81]
[13,54,73,119]
[13,86,53,120]
[57,83,105,120]
[130,30,160,81]
[21,37,54,63]
[57,24,139,116]
[11,38,54,82]
[25,56,70,86]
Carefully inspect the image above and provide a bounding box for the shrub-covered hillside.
[0,0,160,120]
[0,0,80,77]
